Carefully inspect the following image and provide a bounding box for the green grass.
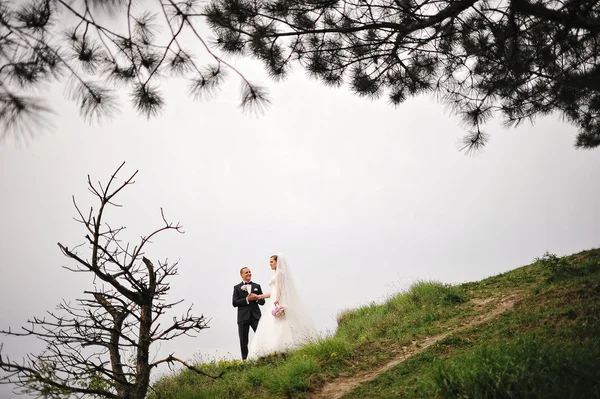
[432,338,600,399]
[336,280,467,344]
[149,248,600,399]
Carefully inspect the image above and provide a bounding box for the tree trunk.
[133,302,153,399]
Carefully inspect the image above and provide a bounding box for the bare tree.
[0,162,215,399]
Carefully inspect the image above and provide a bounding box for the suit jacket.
[232,282,266,324]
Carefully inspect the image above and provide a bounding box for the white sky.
[1,10,600,397]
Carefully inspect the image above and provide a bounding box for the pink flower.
[272,305,286,318]
[241,285,249,291]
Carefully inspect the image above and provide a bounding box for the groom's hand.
[247,293,258,301]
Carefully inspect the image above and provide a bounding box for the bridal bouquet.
[272,304,286,318]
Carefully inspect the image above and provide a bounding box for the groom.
[232,266,266,360]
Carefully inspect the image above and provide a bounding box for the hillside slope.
[150,249,600,399]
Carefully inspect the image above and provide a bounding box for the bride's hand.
[274,300,279,306]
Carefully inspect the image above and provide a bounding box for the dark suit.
[232,281,266,360]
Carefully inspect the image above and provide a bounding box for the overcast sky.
[1,27,600,397]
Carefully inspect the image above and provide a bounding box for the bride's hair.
[270,255,278,261]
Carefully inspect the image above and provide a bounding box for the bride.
[247,254,318,359]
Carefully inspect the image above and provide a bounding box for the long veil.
[247,254,319,359]
[274,254,319,341]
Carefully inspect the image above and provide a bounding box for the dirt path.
[310,293,521,399]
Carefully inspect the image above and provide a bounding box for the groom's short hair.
[240,267,249,274]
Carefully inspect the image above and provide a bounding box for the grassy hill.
[150,249,600,399]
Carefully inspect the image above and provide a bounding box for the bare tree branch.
[150,354,224,379]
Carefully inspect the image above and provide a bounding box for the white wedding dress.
[247,255,318,360]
